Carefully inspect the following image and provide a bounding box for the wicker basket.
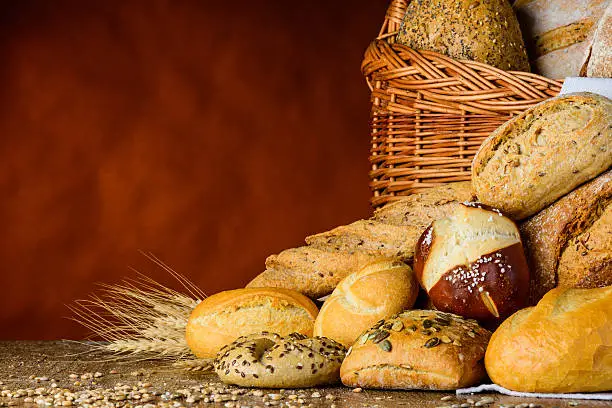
[362,0,563,208]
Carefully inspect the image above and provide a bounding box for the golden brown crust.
[340,310,490,390]
[472,92,612,220]
[185,288,318,358]
[520,169,612,304]
[396,0,529,72]
[313,259,419,347]
[214,332,346,388]
[485,286,612,393]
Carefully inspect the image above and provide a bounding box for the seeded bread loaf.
[485,286,612,393]
[313,259,419,347]
[396,0,529,71]
[305,220,421,260]
[472,92,612,220]
[520,169,611,304]
[247,247,381,299]
[514,0,609,78]
[214,332,346,388]
[185,288,319,358]
[372,181,476,227]
[247,182,475,299]
[340,310,491,390]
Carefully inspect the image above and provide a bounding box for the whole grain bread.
[520,170,611,304]
[472,92,612,220]
[396,0,529,72]
[247,182,474,299]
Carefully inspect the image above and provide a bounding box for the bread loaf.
[313,259,419,347]
[396,0,529,71]
[472,92,612,220]
[247,247,380,299]
[587,2,612,77]
[340,310,491,390]
[514,0,609,78]
[247,182,475,299]
[521,169,611,304]
[214,332,346,388]
[485,286,612,393]
[414,203,530,324]
[185,288,318,358]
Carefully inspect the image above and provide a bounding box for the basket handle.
[377,0,409,41]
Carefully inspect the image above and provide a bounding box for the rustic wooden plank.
[0,342,607,407]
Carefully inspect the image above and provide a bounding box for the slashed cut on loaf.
[472,92,612,220]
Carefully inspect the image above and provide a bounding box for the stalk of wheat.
[68,252,211,369]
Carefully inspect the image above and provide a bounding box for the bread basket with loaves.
[363,0,564,208]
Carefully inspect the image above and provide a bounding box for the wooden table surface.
[0,341,608,408]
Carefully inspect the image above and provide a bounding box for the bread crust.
[472,92,612,220]
[587,2,612,77]
[313,259,419,347]
[520,169,612,304]
[340,310,490,390]
[484,286,612,393]
[185,288,318,358]
[514,0,608,77]
[396,0,529,71]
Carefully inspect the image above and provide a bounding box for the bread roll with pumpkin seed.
[185,288,318,358]
[340,310,491,390]
[313,259,419,347]
[214,332,346,388]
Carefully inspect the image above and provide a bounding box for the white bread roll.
[485,286,612,393]
[313,259,419,347]
[185,288,319,358]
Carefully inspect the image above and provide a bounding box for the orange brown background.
[0,1,387,339]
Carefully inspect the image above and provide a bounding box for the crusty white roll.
[186,288,319,358]
[485,286,612,393]
[414,203,530,324]
[313,259,419,347]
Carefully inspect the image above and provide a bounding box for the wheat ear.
[68,252,209,365]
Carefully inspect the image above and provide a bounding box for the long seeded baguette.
[248,247,380,299]
[472,92,612,220]
[247,182,474,299]
[305,220,421,260]
[520,169,611,304]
